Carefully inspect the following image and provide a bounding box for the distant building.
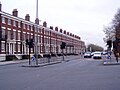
[0,2,85,60]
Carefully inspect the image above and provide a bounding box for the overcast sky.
[1,0,120,49]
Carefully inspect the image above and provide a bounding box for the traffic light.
[60,42,66,49]
[29,39,34,48]
[107,40,112,48]
[113,40,117,49]
[26,39,29,45]
[5,35,7,41]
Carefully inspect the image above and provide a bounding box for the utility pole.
[35,0,39,65]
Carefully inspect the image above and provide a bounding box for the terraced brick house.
[0,2,85,61]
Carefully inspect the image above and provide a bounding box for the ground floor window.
[1,42,5,52]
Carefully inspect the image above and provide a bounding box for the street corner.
[103,61,120,65]
[21,64,41,67]
[21,61,62,68]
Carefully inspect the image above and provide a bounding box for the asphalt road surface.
[0,58,120,90]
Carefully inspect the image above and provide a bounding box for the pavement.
[1,54,120,66]
[0,55,81,67]
[0,59,28,66]
[103,54,120,65]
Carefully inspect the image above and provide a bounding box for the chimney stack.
[12,9,18,17]
[64,30,66,34]
[35,18,39,25]
[0,2,2,11]
[55,27,58,32]
[60,29,63,33]
[25,14,30,21]
[50,26,53,30]
[67,32,69,35]
[43,21,47,27]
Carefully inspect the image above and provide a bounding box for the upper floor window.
[8,18,11,25]
[35,27,37,32]
[18,22,21,28]
[23,33,26,40]
[1,27,5,39]
[35,35,37,42]
[23,23,25,29]
[13,20,16,26]
[29,25,31,30]
[27,25,29,30]
[2,17,6,23]
[12,30,16,39]
[18,32,21,40]
[39,28,41,32]
[8,30,11,39]
[31,26,34,31]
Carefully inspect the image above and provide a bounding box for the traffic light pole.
[62,49,64,61]
[35,42,38,65]
[29,47,31,65]
[35,0,39,66]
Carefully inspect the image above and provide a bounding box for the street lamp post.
[34,0,39,65]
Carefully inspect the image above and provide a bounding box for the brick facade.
[0,3,85,58]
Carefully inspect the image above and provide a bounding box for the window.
[23,23,25,29]
[13,20,16,26]
[39,28,41,32]
[1,42,5,52]
[8,30,11,39]
[13,31,16,39]
[29,25,31,30]
[35,35,37,42]
[18,32,21,40]
[38,36,40,43]
[2,27,5,39]
[8,18,11,25]
[2,17,5,23]
[27,25,29,30]
[31,26,34,31]
[23,33,26,40]
[18,43,21,52]
[14,44,16,52]
[18,22,21,28]
[35,27,36,32]
[31,35,33,39]
[41,36,43,43]
[27,34,30,39]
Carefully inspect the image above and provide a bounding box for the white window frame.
[13,20,16,27]
[8,18,11,25]
[18,42,21,52]
[18,22,21,28]
[1,42,5,52]
[2,17,5,24]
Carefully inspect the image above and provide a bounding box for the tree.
[87,44,104,52]
[103,8,120,42]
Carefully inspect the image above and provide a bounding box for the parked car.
[84,52,92,58]
[93,52,102,59]
[102,51,107,55]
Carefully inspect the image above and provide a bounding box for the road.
[0,57,120,90]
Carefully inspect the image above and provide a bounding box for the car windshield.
[85,52,91,54]
[94,52,101,54]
